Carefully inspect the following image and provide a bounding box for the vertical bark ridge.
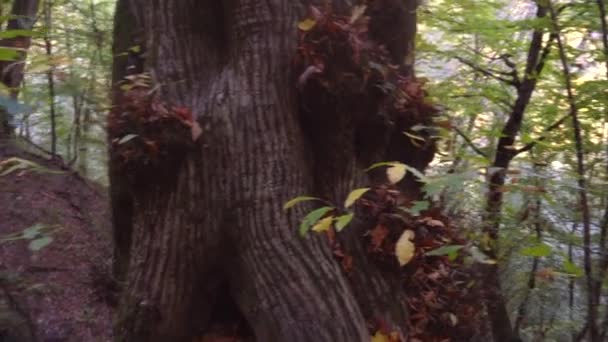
[114,0,427,340]
[116,162,226,341]
[202,2,369,339]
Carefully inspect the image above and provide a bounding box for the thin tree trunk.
[64,22,83,165]
[593,2,608,333]
[569,223,578,342]
[480,4,554,341]
[515,177,544,333]
[43,0,57,155]
[548,2,598,341]
[78,106,90,175]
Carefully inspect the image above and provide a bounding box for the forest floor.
[0,140,113,342]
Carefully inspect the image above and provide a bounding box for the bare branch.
[514,113,569,156]
[455,56,519,87]
[453,126,487,158]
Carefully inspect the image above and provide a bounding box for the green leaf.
[283,196,320,210]
[426,245,464,261]
[0,157,63,176]
[520,243,552,257]
[0,47,21,61]
[470,247,497,264]
[22,223,45,239]
[0,163,28,176]
[0,157,36,176]
[299,206,333,236]
[344,188,370,208]
[334,213,354,232]
[563,260,584,277]
[0,29,34,39]
[28,236,53,252]
[118,134,139,144]
[401,200,430,216]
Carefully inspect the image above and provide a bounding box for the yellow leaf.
[298,18,316,31]
[311,215,334,233]
[448,312,458,326]
[371,331,389,342]
[395,230,416,266]
[349,5,367,24]
[344,187,370,208]
[283,196,320,210]
[387,163,406,184]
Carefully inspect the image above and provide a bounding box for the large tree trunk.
[110,1,433,341]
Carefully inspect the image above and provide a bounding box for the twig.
[514,113,569,156]
[455,56,519,87]
[453,126,487,158]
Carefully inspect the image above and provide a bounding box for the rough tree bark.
[110,1,433,341]
[0,0,40,139]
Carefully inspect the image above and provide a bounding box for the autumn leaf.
[371,331,389,342]
[370,225,389,249]
[396,230,416,266]
[334,213,354,231]
[349,5,367,24]
[283,196,320,210]
[311,215,334,233]
[536,268,556,281]
[344,187,370,208]
[298,18,316,31]
[420,217,445,228]
[387,163,407,184]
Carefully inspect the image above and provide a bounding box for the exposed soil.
[0,140,113,342]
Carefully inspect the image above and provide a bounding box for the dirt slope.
[0,140,113,342]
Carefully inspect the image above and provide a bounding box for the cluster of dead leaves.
[400,212,484,341]
[295,5,438,122]
[295,5,391,94]
[108,74,201,172]
[351,185,484,341]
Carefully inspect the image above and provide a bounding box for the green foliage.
[13,0,116,182]
[0,223,60,252]
[344,188,370,208]
[520,242,553,257]
[0,157,63,176]
[417,0,608,337]
[283,196,322,210]
[299,206,334,236]
[425,244,465,261]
